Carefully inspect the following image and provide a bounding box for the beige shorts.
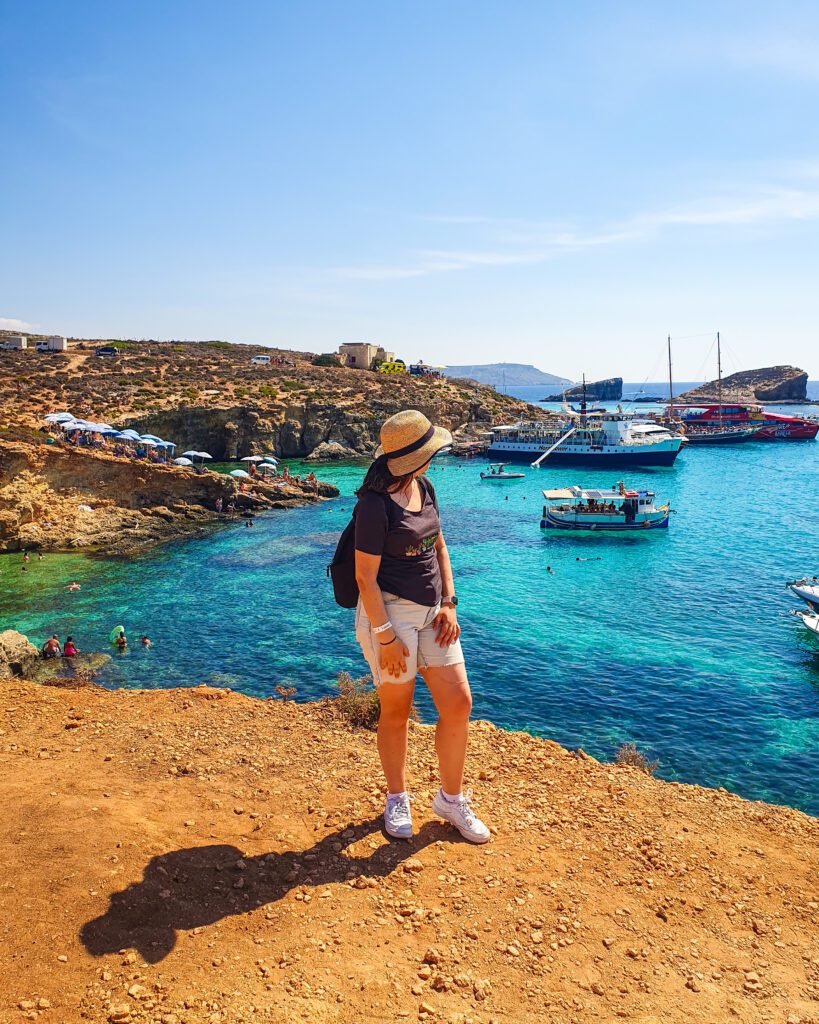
[356,592,465,686]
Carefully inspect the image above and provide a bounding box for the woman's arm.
[355,550,409,679]
[432,532,460,647]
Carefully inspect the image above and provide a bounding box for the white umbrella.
[260,457,279,464]
[140,439,158,447]
[258,463,278,473]
[44,412,74,423]
[181,450,200,458]
[173,457,193,466]
[197,452,213,460]
[229,469,251,479]
[240,455,265,462]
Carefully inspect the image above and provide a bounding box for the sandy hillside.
[0,679,817,1024]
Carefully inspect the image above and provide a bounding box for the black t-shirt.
[354,478,442,606]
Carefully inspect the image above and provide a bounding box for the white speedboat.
[787,577,819,612]
[791,609,819,637]
[480,462,525,481]
[540,483,670,532]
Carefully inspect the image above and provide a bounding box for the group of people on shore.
[41,630,152,659]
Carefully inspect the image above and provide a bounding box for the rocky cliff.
[0,678,817,1024]
[679,366,809,404]
[543,377,623,402]
[443,363,571,386]
[0,340,547,461]
[0,434,337,554]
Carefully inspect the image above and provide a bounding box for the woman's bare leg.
[376,681,416,793]
[420,664,472,794]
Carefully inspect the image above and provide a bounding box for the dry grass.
[615,741,659,775]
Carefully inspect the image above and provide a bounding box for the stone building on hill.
[338,341,395,369]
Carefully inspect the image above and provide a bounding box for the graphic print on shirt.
[405,531,439,557]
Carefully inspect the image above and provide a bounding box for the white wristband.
[372,620,394,635]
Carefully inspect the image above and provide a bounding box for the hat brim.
[375,424,453,476]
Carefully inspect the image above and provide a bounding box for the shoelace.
[454,788,477,825]
[387,794,413,823]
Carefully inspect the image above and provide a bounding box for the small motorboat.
[791,609,819,637]
[787,577,819,612]
[540,482,670,532]
[480,462,525,481]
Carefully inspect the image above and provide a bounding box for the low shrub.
[333,671,380,729]
[312,353,341,367]
[615,742,659,776]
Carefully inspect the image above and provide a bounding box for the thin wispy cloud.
[334,178,819,281]
[726,38,819,83]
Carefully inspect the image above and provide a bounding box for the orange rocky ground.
[1,679,817,1024]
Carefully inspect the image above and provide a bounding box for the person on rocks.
[354,410,491,845]
[63,636,79,657]
[41,635,62,659]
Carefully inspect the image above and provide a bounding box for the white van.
[251,355,271,366]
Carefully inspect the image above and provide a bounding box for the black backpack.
[326,510,364,609]
[326,480,433,608]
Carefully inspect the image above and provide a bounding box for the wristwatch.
[441,595,458,607]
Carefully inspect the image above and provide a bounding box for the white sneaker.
[432,788,491,844]
[384,793,413,839]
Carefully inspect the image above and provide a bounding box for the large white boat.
[540,483,671,532]
[787,577,819,612]
[487,407,684,468]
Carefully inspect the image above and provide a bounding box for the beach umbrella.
[197,452,213,460]
[96,423,113,431]
[240,455,264,462]
[260,457,279,464]
[258,462,277,473]
[140,439,158,447]
[229,469,251,479]
[58,420,79,430]
[101,429,120,437]
[121,429,142,440]
[44,412,75,423]
[140,434,163,442]
[173,457,194,466]
[181,450,200,458]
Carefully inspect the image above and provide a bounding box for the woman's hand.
[379,635,410,679]
[433,604,460,647]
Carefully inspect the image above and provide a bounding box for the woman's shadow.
[80,818,449,963]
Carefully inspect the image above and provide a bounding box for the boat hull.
[540,510,670,532]
[682,429,761,445]
[486,445,681,467]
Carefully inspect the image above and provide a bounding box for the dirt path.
[0,680,817,1024]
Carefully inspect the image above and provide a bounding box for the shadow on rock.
[80,817,450,962]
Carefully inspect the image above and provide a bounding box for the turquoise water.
[3,415,819,815]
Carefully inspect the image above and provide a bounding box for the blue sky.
[2,1,819,380]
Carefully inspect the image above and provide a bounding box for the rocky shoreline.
[0,675,816,1024]
[0,434,338,556]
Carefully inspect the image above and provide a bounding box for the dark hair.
[356,454,422,497]
[66,636,73,643]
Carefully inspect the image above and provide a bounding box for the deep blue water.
[2,397,819,815]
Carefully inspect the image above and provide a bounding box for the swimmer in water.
[115,630,128,650]
[66,582,81,591]
[140,635,152,647]
[547,566,555,575]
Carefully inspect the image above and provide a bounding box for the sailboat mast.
[667,335,673,420]
[716,331,722,426]
[580,373,587,426]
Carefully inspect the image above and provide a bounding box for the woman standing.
[354,410,490,844]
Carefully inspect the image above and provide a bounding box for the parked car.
[95,346,118,357]
[251,355,271,366]
[35,342,50,353]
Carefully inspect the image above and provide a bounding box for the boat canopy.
[543,486,652,501]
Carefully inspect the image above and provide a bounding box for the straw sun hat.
[375,410,453,477]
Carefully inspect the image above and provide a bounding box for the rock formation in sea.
[0,630,39,677]
[678,366,809,404]
[543,377,623,402]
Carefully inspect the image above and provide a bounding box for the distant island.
[442,362,571,387]
[543,376,623,402]
[678,366,808,404]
